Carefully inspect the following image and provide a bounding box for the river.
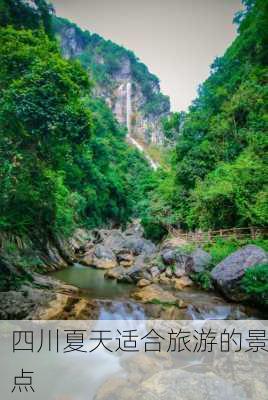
[50,263,265,320]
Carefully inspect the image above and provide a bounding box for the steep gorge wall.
[53,18,170,145]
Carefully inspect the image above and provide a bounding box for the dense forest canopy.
[0,0,155,240]
[0,0,267,246]
[144,0,268,238]
[0,0,53,35]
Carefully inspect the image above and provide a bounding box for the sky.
[51,0,243,111]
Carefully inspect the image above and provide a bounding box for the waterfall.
[126,81,132,132]
[127,135,159,171]
[125,80,159,171]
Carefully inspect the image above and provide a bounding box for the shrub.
[204,237,268,265]
[190,271,214,291]
[240,264,268,307]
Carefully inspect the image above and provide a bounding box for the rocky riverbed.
[0,221,267,320]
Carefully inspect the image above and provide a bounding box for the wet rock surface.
[0,272,99,320]
[78,221,156,274]
[131,284,178,304]
[0,288,53,319]
[1,221,267,320]
[95,352,261,400]
[137,369,248,400]
[211,245,268,301]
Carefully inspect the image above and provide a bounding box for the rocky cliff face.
[53,18,170,145]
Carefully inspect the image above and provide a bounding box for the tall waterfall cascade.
[126,81,132,132]
[125,81,158,171]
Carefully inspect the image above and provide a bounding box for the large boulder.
[161,248,193,279]
[36,292,98,319]
[131,284,177,304]
[173,276,193,290]
[0,289,50,319]
[124,219,144,237]
[91,228,115,243]
[149,265,161,278]
[138,369,248,400]
[137,279,151,288]
[102,230,126,253]
[69,228,93,253]
[104,266,125,280]
[187,248,212,273]
[211,245,268,301]
[161,248,192,268]
[122,236,156,256]
[92,244,117,269]
[117,255,152,283]
[117,250,135,268]
[161,249,178,265]
[80,249,94,266]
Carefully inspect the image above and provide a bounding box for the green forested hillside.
[0,0,154,240]
[53,16,170,118]
[144,0,268,236]
[0,0,267,244]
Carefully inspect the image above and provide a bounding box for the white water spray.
[126,81,132,132]
[126,81,159,171]
[127,135,159,171]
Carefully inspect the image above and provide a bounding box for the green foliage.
[148,299,179,308]
[140,167,179,241]
[241,264,268,306]
[0,27,91,236]
[0,20,155,240]
[162,112,184,142]
[142,92,170,117]
[53,16,170,111]
[0,0,53,37]
[204,237,268,265]
[187,151,268,229]
[142,217,168,243]
[190,271,214,291]
[204,238,240,265]
[145,0,268,232]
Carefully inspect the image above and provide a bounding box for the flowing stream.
[50,263,264,320]
[51,263,147,319]
[45,264,267,399]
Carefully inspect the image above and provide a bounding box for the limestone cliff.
[53,17,170,145]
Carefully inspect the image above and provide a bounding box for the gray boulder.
[165,267,173,278]
[173,265,187,278]
[161,248,192,277]
[211,245,268,301]
[94,244,114,259]
[187,248,212,273]
[150,266,161,279]
[104,266,126,281]
[138,369,248,400]
[123,237,156,256]
[92,245,117,269]
[103,230,125,253]
[116,255,152,283]
[161,249,178,265]
[124,219,144,237]
[0,288,54,319]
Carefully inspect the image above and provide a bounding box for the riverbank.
[0,221,266,320]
